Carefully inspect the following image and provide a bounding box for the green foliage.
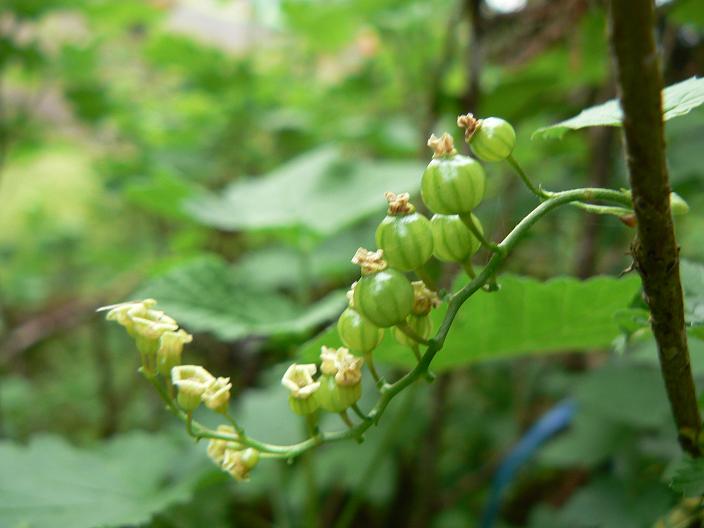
[186,147,424,241]
[670,457,704,496]
[533,77,704,139]
[300,274,641,369]
[137,256,347,341]
[0,432,208,528]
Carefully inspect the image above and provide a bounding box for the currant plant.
[102,113,685,482]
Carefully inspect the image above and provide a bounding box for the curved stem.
[364,351,381,385]
[396,320,431,346]
[461,259,476,279]
[460,213,504,255]
[506,154,549,199]
[144,186,632,460]
[414,264,438,291]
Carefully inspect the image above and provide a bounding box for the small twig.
[396,321,430,346]
[506,155,549,199]
[460,213,504,256]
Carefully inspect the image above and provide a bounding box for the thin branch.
[144,186,632,460]
[608,0,701,456]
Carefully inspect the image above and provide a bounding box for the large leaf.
[137,256,347,341]
[533,77,704,139]
[0,432,206,528]
[670,457,704,496]
[299,274,641,370]
[185,146,424,239]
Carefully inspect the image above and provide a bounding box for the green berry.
[316,374,361,412]
[421,134,486,215]
[430,213,482,263]
[288,394,319,416]
[353,269,414,328]
[337,307,383,354]
[394,314,432,347]
[375,192,433,272]
[468,117,516,162]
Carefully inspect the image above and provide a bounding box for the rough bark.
[608,0,701,456]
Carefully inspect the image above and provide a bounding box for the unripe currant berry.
[430,213,482,263]
[337,307,383,354]
[375,192,433,272]
[351,248,414,328]
[421,133,486,215]
[394,315,432,347]
[458,114,516,162]
[317,374,362,412]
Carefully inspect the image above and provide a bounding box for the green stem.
[224,410,245,436]
[461,259,476,279]
[460,213,504,255]
[339,410,354,429]
[396,320,430,346]
[364,351,382,385]
[414,264,438,291]
[144,186,632,460]
[570,202,633,217]
[351,403,368,421]
[506,154,549,199]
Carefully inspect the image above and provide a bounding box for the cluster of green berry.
[101,114,518,481]
[280,115,517,417]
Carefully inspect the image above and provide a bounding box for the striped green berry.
[430,213,482,263]
[337,307,383,354]
[353,269,414,328]
[375,213,433,272]
[317,374,361,412]
[421,153,486,215]
[469,117,516,162]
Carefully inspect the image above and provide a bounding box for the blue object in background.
[481,399,577,528]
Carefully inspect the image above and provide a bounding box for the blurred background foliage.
[1,0,704,527]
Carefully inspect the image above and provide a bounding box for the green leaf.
[670,457,704,496]
[137,256,347,341]
[185,147,424,240]
[533,77,704,139]
[558,477,671,528]
[300,274,641,370]
[0,432,206,528]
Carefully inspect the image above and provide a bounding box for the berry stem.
[411,343,435,382]
[462,260,476,279]
[351,403,369,422]
[460,213,504,256]
[339,410,354,428]
[364,351,382,385]
[224,410,245,437]
[396,320,430,346]
[414,264,438,291]
[506,155,548,199]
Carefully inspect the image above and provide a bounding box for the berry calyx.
[458,114,516,162]
[410,280,440,316]
[352,248,414,328]
[375,192,434,272]
[421,133,486,215]
[430,213,483,263]
[281,363,321,416]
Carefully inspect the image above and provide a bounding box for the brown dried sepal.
[427,133,457,158]
[352,248,387,275]
[411,280,441,316]
[385,192,415,215]
[457,113,482,141]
